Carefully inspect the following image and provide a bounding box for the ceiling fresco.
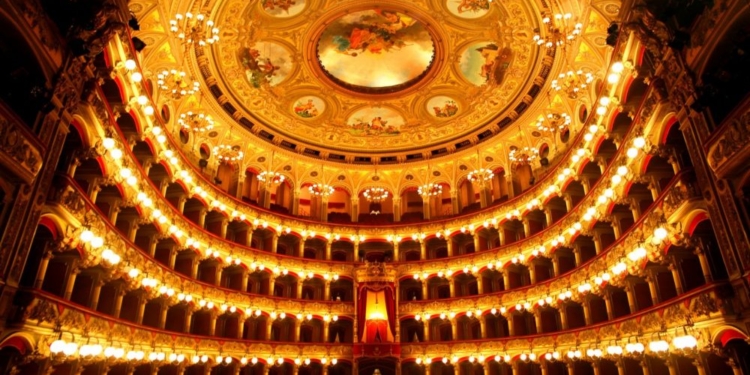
[129,0,621,169]
[211,0,538,152]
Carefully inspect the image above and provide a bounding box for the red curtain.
[384,285,396,337]
[357,285,367,342]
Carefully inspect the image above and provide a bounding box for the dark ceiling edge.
[195,45,556,165]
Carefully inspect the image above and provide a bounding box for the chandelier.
[363,187,389,202]
[157,69,200,99]
[169,12,220,47]
[536,112,571,134]
[257,171,285,184]
[213,144,244,163]
[551,68,594,99]
[467,168,494,182]
[533,12,583,48]
[418,183,443,197]
[309,183,334,197]
[509,146,540,165]
[177,111,215,133]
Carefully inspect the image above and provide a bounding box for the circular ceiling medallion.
[293,96,326,119]
[262,0,306,18]
[426,96,459,118]
[446,0,491,19]
[316,9,436,94]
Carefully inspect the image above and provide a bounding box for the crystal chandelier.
[309,183,334,197]
[169,12,220,47]
[467,168,494,182]
[551,68,594,99]
[157,69,200,99]
[418,183,443,197]
[533,11,583,48]
[177,111,215,133]
[363,187,389,202]
[257,171,285,184]
[536,112,571,134]
[213,144,244,163]
[509,146,539,165]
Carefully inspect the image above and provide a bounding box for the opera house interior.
[2,0,750,374]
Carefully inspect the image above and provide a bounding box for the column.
[109,204,122,224]
[646,273,661,305]
[324,281,331,301]
[237,317,245,339]
[552,255,560,276]
[216,266,223,287]
[447,239,454,257]
[476,274,484,294]
[351,196,359,222]
[326,241,332,260]
[473,232,482,252]
[241,271,249,292]
[159,301,169,329]
[669,262,684,295]
[572,245,583,266]
[393,197,402,222]
[296,279,303,299]
[727,359,743,375]
[208,312,217,336]
[63,267,80,300]
[268,276,276,296]
[693,360,706,375]
[603,292,614,320]
[422,280,429,300]
[294,319,301,341]
[506,313,515,336]
[534,311,543,334]
[89,182,102,203]
[191,256,200,279]
[354,241,361,261]
[184,309,194,333]
[423,321,430,341]
[563,194,573,211]
[147,235,158,257]
[292,189,300,215]
[592,233,603,254]
[323,321,330,342]
[220,218,229,239]
[544,208,554,227]
[479,316,487,337]
[112,288,125,318]
[320,196,329,222]
[422,194,432,220]
[694,246,713,282]
[629,198,641,221]
[34,251,53,289]
[197,208,207,228]
[298,238,306,258]
[89,278,104,310]
[625,283,638,313]
[451,189,459,215]
[582,300,592,325]
[567,361,576,375]
[393,242,400,262]
[420,242,427,260]
[449,280,456,298]
[246,229,254,248]
[666,358,678,375]
[528,263,537,284]
[559,304,569,330]
[616,360,626,375]
[593,361,601,375]
[451,319,458,340]
[522,219,531,237]
[502,271,510,290]
[127,219,139,242]
[168,246,177,269]
[266,317,274,340]
[271,233,279,254]
[177,196,187,214]
[136,296,147,324]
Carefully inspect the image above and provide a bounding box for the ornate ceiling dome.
[131,0,617,167]
[201,0,542,154]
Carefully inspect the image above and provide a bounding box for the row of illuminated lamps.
[92,134,654,315]
[114,57,625,244]
[411,336,697,365]
[108,56,635,279]
[50,339,338,366]
[89,132,655,318]
[407,222,669,320]
[79,228,344,321]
